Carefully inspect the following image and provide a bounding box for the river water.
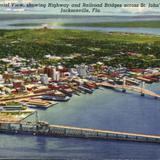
[1,15,160,35]
[0,15,160,159]
[0,84,160,159]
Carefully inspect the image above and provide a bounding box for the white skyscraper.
[40,74,48,85]
[77,64,88,78]
[53,69,60,81]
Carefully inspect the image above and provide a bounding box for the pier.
[0,120,160,144]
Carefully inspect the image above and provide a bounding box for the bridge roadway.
[0,121,160,144]
[99,82,160,99]
[49,124,160,143]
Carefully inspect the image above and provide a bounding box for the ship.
[0,105,25,111]
[40,95,70,102]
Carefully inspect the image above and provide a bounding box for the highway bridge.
[99,82,160,99]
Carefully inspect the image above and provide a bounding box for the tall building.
[53,69,60,81]
[44,66,57,78]
[40,74,48,85]
[77,64,88,78]
[70,68,78,77]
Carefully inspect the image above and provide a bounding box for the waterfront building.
[38,68,44,74]
[7,68,13,73]
[3,72,14,83]
[44,66,53,78]
[0,75,4,81]
[13,80,23,89]
[44,55,62,60]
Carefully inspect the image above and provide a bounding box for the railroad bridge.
[0,120,160,144]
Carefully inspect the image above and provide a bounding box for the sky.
[0,0,160,15]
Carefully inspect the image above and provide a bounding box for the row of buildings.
[0,55,159,96]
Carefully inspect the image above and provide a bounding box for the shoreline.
[0,26,160,37]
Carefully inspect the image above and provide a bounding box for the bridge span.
[0,121,160,144]
[99,82,160,99]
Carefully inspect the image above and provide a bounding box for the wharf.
[0,91,56,102]
[136,77,152,83]
[0,110,34,114]
[0,110,35,123]
[19,99,57,109]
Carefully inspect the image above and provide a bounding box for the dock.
[0,120,160,144]
[0,110,35,123]
[19,99,57,109]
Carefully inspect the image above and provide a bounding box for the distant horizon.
[1,13,160,22]
[0,13,160,17]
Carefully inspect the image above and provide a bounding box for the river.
[0,84,160,159]
[1,15,160,35]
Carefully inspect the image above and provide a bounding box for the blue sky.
[0,0,159,15]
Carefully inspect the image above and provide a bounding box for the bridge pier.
[140,81,145,97]
[19,124,23,131]
[122,77,126,93]
[141,93,145,96]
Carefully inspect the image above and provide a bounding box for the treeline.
[0,29,160,68]
[0,37,160,59]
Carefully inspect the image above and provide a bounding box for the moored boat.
[78,86,93,94]
[41,95,70,102]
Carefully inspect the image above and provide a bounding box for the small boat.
[78,86,93,94]
[27,104,49,110]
